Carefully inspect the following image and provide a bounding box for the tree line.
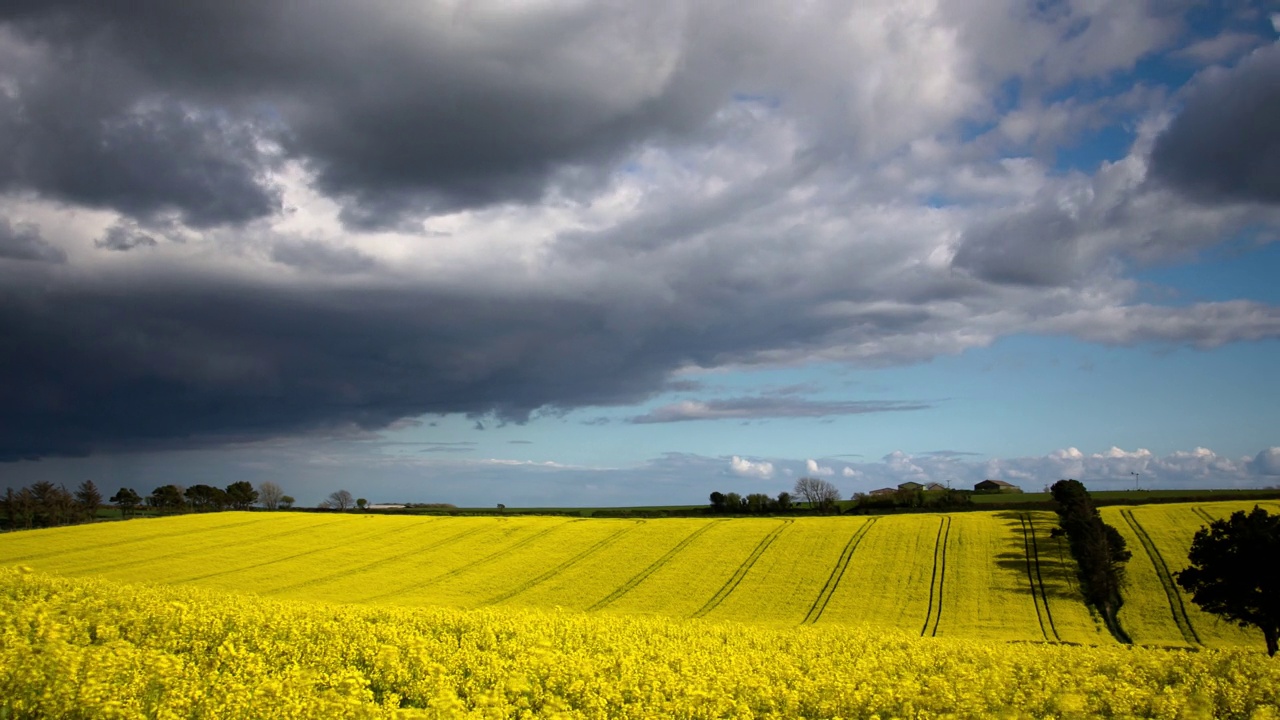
[2,480,296,529]
[708,477,843,514]
[1049,479,1132,642]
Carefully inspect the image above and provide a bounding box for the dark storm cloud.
[0,218,64,263]
[270,241,377,275]
[0,1,743,227]
[627,397,931,424]
[95,223,158,252]
[0,55,281,227]
[950,202,1089,286]
[1149,44,1280,205]
[0,269,884,460]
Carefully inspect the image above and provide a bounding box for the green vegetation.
[1050,480,1131,641]
[1177,506,1280,656]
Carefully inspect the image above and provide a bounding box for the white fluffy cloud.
[805,459,834,476]
[730,455,775,479]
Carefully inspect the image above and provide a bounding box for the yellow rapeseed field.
[1102,501,1280,650]
[3,566,1279,719]
[1,502,1276,651]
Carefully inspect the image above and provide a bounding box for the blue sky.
[0,1,1278,506]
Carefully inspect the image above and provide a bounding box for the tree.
[110,487,142,518]
[744,493,772,514]
[148,485,186,512]
[224,481,259,511]
[774,491,793,512]
[1050,479,1131,640]
[1176,506,1280,656]
[723,492,744,513]
[74,480,103,521]
[258,481,285,510]
[356,498,368,510]
[3,487,36,529]
[184,484,227,512]
[709,492,726,513]
[280,495,295,509]
[793,477,841,513]
[321,489,354,511]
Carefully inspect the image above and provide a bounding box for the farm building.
[896,481,924,491]
[869,487,897,497]
[973,479,1022,494]
[924,482,947,492]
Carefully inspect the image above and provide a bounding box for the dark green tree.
[184,484,228,512]
[773,492,793,512]
[1175,506,1280,656]
[224,481,259,511]
[74,480,103,521]
[722,492,744,513]
[148,485,186,512]
[280,495,295,509]
[709,492,726,513]
[3,487,36,529]
[110,488,142,518]
[1050,479,1131,641]
[744,493,772,514]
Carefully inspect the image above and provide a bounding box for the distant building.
[974,479,1022,494]
[924,482,948,492]
[869,487,897,497]
[897,481,924,492]
[365,503,407,510]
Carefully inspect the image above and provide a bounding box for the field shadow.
[990,511,1082,601]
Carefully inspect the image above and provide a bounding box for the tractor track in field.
[181,520,429,592]
[1020,513,1060,642]
[1192,507,1216,525]
[1,515,275,562]
[482,524,637,606]
[692,520,792,619]
[360,521,580,602]
[1120,509,1201,647]
[589,522,721,611]
[802,518,879,625]
[920,515,951,637]
[254,523,493,592]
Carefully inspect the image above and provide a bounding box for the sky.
[1,1,1279,508]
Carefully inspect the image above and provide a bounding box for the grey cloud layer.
[0,218,64,263]
[0,3,1278,459]
[628,397,930,423]
[1150,44,1280,204]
